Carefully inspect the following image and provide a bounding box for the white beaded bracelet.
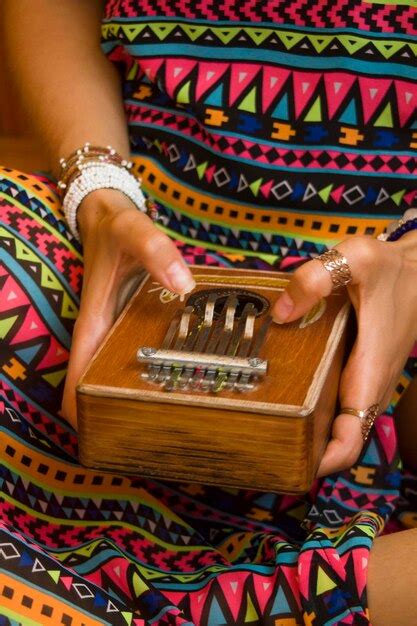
[62,162,147,241]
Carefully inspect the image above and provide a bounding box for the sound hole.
[186,289,269,319]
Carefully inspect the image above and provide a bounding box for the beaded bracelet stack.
[58,143,157,241]
[378,208,417,242]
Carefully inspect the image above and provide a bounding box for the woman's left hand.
[272,231,417,477]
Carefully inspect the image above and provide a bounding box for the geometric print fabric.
[101,0,417,256]
[1,0,417,621]
[0,166,412,626]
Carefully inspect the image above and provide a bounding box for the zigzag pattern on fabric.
[104,0,417,35]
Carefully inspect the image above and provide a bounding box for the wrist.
[77,188,138,239]
[393,228,417,264]
[59,144,146,242]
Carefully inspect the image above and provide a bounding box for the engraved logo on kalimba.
[147,282,180,303]
[138,290,272,394]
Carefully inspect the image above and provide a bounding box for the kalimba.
[77,266,350,494]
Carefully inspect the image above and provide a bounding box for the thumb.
[61,211,196,427]
[272,256,333,323]
[111,210,195,296]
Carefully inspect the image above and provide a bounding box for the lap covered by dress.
[0,165,414,626]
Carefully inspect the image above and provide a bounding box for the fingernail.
[165,261,196,295]
[273,292,294,323]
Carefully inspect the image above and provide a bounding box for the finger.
[317,320,387,477]
[111,210,195,296]
[61,246,124,427]
[316,413,363,477]
[272,256,333,323]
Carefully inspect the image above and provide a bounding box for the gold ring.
[340,403,380,442]
[316,249,352,289]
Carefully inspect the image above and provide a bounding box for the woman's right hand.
[60,188,195,428]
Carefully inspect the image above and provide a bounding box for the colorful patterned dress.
[1,0,417,623]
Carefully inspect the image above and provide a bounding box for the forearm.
[4,0,130,177]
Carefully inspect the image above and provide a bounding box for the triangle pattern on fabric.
[141,58,164,82]
[196,62,229,101]
[245,591,259,621]
[10,307,48,345]
[394,80,417,127]
[164,59,197,99]
[246,28,272,46]
[358,77,392,124]
[339,35,368,55]
[151,23,177,41]
[218,572,250,621]
[203,84,224,107]
[280,32,305,50]
[304,96,322,122]
[60,292,78,319]
[15,343,43,365]
[0,315,19,339]
[269,583,291,615]
[181,24,208,42]
[309,35,332,54]
[215,28,239,45]
[316,565,337,595]
[271,93,290,120]
[207,595,227,625]
[338,99,357,125]
[373,39,405,60]
[292,71,322,119]
[374,102,393,127]
[36,335,69,371]
[262,67,291,113]
[238,86,257,112]
[229,64,262,106]
[252,574,273,614]
[324,73,356,120]
[120,24,146,42]
[1,275,29,311]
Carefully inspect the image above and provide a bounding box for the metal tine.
[201,296,238,392]
[235,314,272,392]
[192,293,217,353]
[144,309,182,381]
[162,310,183,349]
[206,295,238,354]
[159,306,193,385]
[237,307,256,358]
[182,311,203,352]
[213,302,256,393]
[247,314,272,359]
[173,306,194,351]
[178,294,217,389]
[189,295,236,391]
[225,304,257,390]
[227,302,256,357]
[217,297,238,355]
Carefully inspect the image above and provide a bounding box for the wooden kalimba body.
[77,267,350,494]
